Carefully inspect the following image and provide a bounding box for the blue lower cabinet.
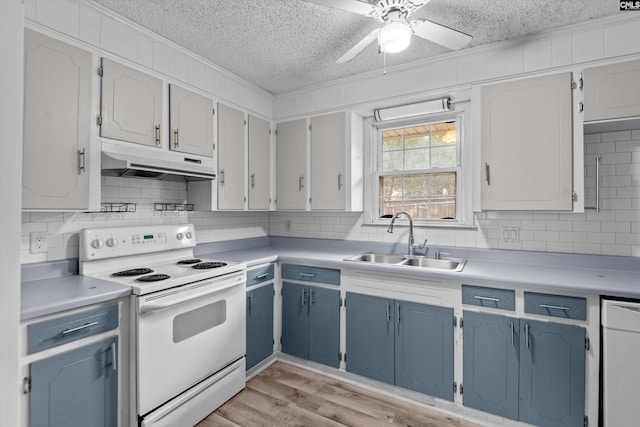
[519,319,585,427]
[463,311,586,427]
[463,310,520,420]
[346,292,454,400]
[345,293,394,384]
[246,283,274,370]
[29,336,118,427]
[281,282,340,368]
[395,301,454,400]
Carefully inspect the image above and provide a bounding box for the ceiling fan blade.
[411,19,472,51]
[336,28,380,64]
[304,0,375,16]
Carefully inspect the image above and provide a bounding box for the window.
[366,109,472,227]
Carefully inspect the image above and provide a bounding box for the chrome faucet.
[387,211,414,255]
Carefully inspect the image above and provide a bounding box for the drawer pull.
[255,273,270,280]
[474,296,500,302]
[525,323,530,348]
[299,273,315,279]
[61,321,98,336]
[539,304,570,311]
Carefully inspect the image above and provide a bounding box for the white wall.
[270,128,640,257]
[1,1,24,424]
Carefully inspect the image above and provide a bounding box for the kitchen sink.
[343,252,466,272]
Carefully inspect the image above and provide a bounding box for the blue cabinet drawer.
[524,292,586,320]
[462,285,515,311]
[247,264,274,287]
[281,264,340,285]
[28,304,119,354]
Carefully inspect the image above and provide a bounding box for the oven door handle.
[138,275,244,314]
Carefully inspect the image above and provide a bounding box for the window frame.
[364,104,475,228]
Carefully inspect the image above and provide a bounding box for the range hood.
[101,140,216,181]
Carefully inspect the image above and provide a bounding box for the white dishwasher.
[602,299,640,426]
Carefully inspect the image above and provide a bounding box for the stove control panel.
[79,224,196,261]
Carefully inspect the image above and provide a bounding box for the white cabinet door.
[309,111,364,211]
[217,103,246,210]
[100,58,162,147]
[248,115,271,210]
[481,72,573,211]
[584,59,640,122]
[276,119,307,210]
[169,84,214,157]
[311,112,346,210]
[23,30,92,210]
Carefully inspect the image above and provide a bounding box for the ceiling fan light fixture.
[379,12,411,53]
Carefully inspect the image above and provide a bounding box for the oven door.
[136,270,246,415]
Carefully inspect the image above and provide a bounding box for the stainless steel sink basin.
[343,252,466,272]
[345,253,407,264]
[399,256,466,271]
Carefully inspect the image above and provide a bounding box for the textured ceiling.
[92,0,619,95]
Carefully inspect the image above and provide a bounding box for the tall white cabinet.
[23,30,93,210]
[248,115,271,210]
[275,119,308,210]
[100,59,163,147]
[480,72,574,211]
[168,84,214,157]
[217,103,246,210]
[310,111,363,211]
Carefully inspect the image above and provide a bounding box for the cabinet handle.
[220,170,225,184]
[299,273,315,280]
[61,321,98,336]
[173,129,179,148]
[474,295,500,302]
[396,303,401,324]
[301,288,306,306]
[111,341,117,371]
[255,273,269,280]
[77,148,86,174]
[539,304,570,311]
[525,323,530,348]
[338,172,343,190]
[510,321,515,346]
[251,173,255,188]
[309,288,314,305]
[386,301,391,324]
[155,125,160,145]
[298,175,304,191]
[485,163,491,185]
[248,292,253,313]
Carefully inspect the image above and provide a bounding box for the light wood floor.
[196,361,480,427]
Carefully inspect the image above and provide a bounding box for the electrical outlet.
[30,231,48,254]
[500,227,520,243]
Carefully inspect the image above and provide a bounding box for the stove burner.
[192,261,227,270]
[177,259,202,265]
[135,274,171,282]
[112,268,154,277]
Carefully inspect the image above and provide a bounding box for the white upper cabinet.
[168,84,214,157]
[100,58,162,147]
[248,115,271,210]
[583,59,640,122]
[480,72,573,211]
[310,111,363,211]
[23,30,92,210]
[276,119,308,210]
[217,103,246,210]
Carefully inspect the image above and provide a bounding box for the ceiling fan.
[306,0,472,63]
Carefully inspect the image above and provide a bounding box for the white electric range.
[79,224,246,427]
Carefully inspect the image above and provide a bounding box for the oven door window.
[173,300,226,343]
